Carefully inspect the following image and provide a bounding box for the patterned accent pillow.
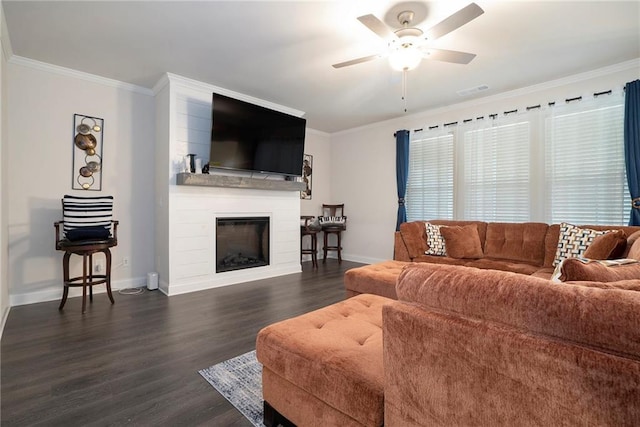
[553,223,609,266]
[318,216,346,227]
[62,195,113,235]
[425,222,447,256]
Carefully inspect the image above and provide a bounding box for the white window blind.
[406,131,454,221]
[461,120,531,222]
[544,96,628,225]
[405,91,628,225]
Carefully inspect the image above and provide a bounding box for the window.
[406,131,454,221]
[461,120,530,222]
[406,93,629,225]
[545,98,628,225]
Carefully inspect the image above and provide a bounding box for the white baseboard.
[9,277,147,307]
[0,305,10,340]
[164,264,301,296]
[340,253,387,265]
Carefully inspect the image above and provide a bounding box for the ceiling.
[3,1,639,133]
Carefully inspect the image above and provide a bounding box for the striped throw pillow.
[62,195,113,234]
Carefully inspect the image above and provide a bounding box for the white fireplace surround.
[154,74,304,296]
[162,185,301,295]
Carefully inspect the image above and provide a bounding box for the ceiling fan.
[333,2,484,71]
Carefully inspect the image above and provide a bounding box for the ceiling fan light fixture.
[389,43,422,71]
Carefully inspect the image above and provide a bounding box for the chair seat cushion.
[66,226,110,241]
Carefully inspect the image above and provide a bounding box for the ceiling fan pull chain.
[402,69,408,113]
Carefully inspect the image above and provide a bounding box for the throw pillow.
[558,258,640,282]
[318,216,346,227]
[553,223,608,266]
[440,224,484,259]
[66,226,111,241]
[628,236,640,260]
[621,230,640,258]
[424,222,447,256]
[583,229,627,260]
[62,195,113,235]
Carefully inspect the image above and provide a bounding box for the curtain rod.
[413,86,620,133]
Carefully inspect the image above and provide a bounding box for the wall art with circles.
[72,114,104,191]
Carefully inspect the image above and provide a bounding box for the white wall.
[6,58,156,305]
[331,59,640,264]
[300,128,331,216]
[0,3,10,333]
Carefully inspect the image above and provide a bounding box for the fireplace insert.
[216,217,269,273]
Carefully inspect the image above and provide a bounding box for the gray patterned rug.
[199,350,263,427]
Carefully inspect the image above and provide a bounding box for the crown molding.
[306,128,330,138]
[8,55,155,96]
[158,72,306,118]
[333,58,640,137]
[0,5,13,60]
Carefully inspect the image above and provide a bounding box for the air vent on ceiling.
[457,84,489,97]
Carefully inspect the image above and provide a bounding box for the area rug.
[199,350,263,427]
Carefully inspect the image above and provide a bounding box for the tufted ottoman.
[256,294,391,427]
[344,260,410,299]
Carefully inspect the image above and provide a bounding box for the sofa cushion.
[531,267,555,280]
[465,259,541,275]
[564,278,640,291]
[412,255,472,266]
[483,222,548,265]
[440,224,483,259]
[424,222,447,256]
[624,230,640,258]
[559,258,640,282]
[344,260,409,299]
[553,223,610,266]
[583,229,627,260]
[629,236,640,260]
[398,221,429,259]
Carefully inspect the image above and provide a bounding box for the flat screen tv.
[209,93,306,177]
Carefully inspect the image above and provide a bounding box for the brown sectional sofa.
[257,220,640,426]
[394,220,640,279]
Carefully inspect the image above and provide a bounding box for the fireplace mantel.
[177,173,306,191]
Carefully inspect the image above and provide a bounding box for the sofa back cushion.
[483,222,548,265]
[396,263,640,358]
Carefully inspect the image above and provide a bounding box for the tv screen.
[210,93,306,177]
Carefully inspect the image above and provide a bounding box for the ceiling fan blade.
[422,48,477,64]
[424,3,484,41]
[332,54,382,69]
[357,14,397,40]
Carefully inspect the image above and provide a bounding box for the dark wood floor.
[1,260,364,426]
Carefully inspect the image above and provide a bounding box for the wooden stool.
[319,204,347,264]
[322,225,345,263]
[55,221,118,313]
[300,216,319,268]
